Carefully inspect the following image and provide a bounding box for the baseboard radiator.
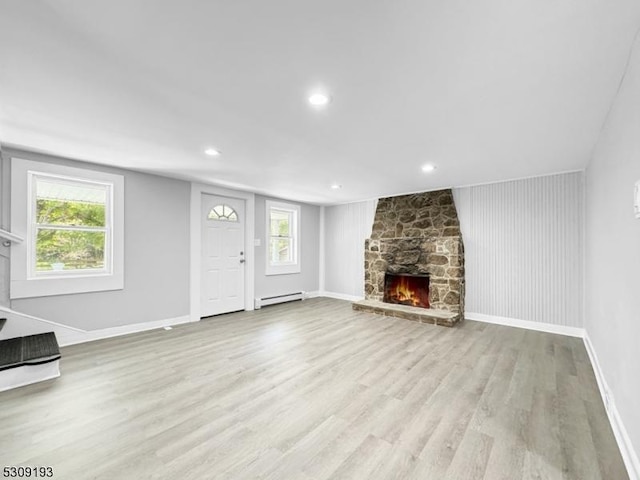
[255,291,305,309]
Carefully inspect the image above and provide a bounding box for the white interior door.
[200,194,245,317]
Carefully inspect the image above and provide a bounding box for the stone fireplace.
[353,189,465,326]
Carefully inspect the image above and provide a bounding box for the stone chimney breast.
[354,189,465,326]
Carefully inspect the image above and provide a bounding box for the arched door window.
[207,204,238,222]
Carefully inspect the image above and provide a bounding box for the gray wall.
[585,32,640,462]
[454,173,584,327]
[2,148,191,330]
[254,194,320,299]
[324,200,376,297]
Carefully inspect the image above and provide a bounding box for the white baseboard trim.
[60,315,193,347]
[317,291,364,302]
[584,333,640,480]
[0,305,84,332]
[304,291,321,299]
[0,306,195,347]
[465,312,585,338]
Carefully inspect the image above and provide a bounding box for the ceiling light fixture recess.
[330,183,342,190]
[205,147,221,157]
[309,92,331,107]
[421,164,437,173]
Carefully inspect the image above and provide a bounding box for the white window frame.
[11,158,124,298]
[28,172,113,279]
[265,200,301,276]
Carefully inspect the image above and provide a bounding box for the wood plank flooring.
[0,298,628,479]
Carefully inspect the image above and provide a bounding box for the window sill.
[11,273,124,299]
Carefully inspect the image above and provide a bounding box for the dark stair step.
[0,337,23,371]
[22,333,61,365]
[0,332,61,371]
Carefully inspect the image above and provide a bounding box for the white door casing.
[200,194,245,317]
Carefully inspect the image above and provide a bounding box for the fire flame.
[384,274,429,309]
[394,277,420,306]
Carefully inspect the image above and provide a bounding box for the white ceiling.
[1,1,639,205]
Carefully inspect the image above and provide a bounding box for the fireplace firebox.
[383,273,430,309]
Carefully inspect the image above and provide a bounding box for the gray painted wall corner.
[585,30,640,476]
[2,148,191,330]
[254,194,320,299]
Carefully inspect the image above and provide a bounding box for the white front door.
[200,194,245,317]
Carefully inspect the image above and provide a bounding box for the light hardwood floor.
[0,298,628,480]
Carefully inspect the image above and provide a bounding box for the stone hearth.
[353,189,465,326]
[352,299,459,327]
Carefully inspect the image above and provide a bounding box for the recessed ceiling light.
[421,164,437,173]
[205,147,221,156]
[330,183,342,190]
[309,93,331,107]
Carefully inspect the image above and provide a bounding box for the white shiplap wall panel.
[454,172,584,327]
[324,200,377,297]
